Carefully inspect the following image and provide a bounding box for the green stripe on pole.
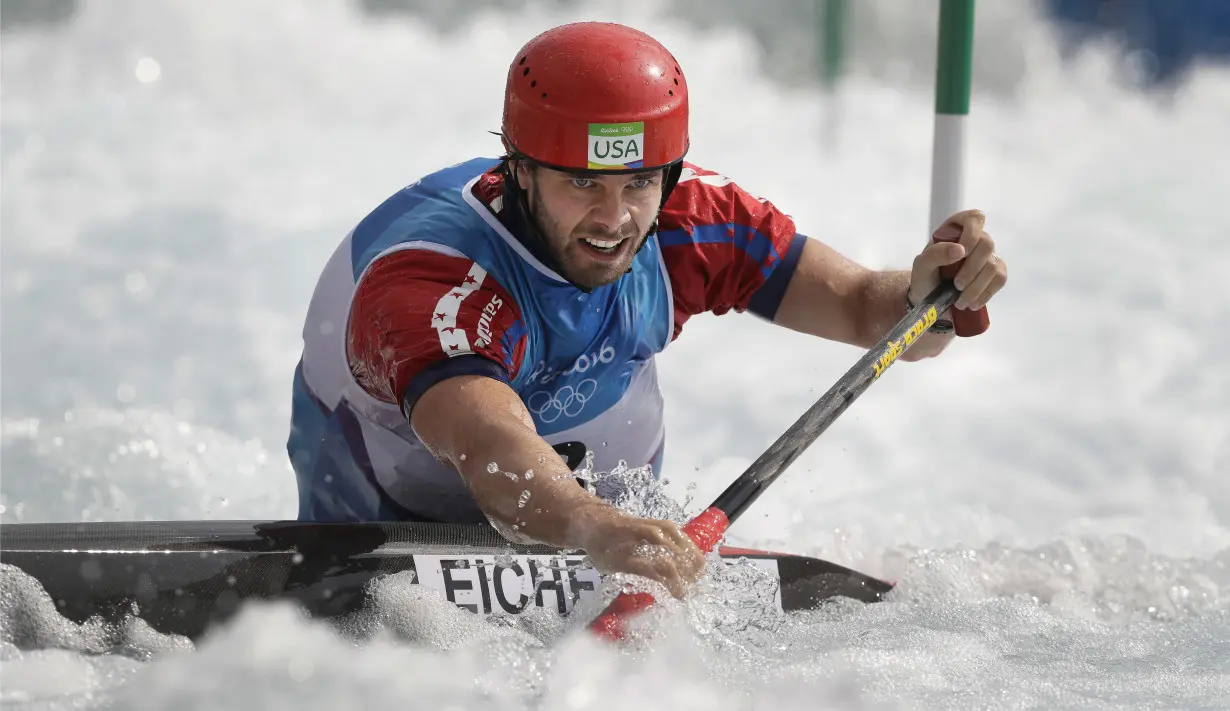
[821,0,847,88]
[935,0,975,115]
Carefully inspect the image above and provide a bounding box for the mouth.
[577,235,631,261]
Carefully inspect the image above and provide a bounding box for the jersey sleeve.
[657,164,808,341]
[346,248,528,418]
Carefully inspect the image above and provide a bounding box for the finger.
[652,553,697,599]
[653,557,690,600]
[942,208,985,227]
[953,234,996,289]
[914,241,966,275]
[647,522,705,580]
[672,527,706,579]
[625,545,689,599]
[959,210,986,251]
[958,258,1008,310]
[954,265,994,310]
[650,520,699,557]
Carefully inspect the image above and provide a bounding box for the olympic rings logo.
[527,379,599,423]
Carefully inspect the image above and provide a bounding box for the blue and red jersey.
[288,158,805,522]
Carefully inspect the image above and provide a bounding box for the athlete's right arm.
[346,249,704,597]
[408,373,701,598]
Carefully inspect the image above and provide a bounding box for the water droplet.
[220,498,229,508]
[124,271,148,295]
[487,462,499,474]
[517,490,532,508]
[459,453,467,461]
[134,57,161,84]
[524,469,534,480]
[292,553,304,565]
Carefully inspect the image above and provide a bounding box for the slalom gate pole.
[930,0,989,336]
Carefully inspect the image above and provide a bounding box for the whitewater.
[2,0,1228,708]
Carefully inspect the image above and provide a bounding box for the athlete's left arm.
[771,238,956,360]
[659,167,1004,361]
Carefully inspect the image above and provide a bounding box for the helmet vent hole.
[668,90,674,96]
[673,78,679,85]
[519,56,527,65]
[675,66,681,74]
[531,80,537,88]
[541,92,548,99]
[523,67,530,77]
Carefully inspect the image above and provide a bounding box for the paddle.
[587,245,978,640]
[587,0,989,641]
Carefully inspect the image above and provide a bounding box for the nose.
[587,186,632,235]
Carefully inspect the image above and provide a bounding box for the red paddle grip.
[932,224,990,337]
[587,507,730,641]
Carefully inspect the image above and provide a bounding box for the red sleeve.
[346,248,528,407]
[657,163,807,341]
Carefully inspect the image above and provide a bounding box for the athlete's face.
[515,163,664,289]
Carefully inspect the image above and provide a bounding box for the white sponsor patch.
[431,262,487,357]
[414,553,784,616]
[474,292,503,349]
[413,554,601,615]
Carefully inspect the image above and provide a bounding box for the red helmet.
[501,22,689,173]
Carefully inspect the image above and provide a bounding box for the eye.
[629,178,652,189]
[571,177,594,189]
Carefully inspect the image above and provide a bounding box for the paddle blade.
[587,506,730,641]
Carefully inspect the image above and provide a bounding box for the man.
[287,22,1008,600]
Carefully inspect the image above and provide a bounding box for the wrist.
[563,499,625,550]
[905,288,954,335]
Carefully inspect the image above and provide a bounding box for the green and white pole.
[929,0,975,232]
[820,0,847,91]
[928,0,990,336]
[818,0,848,152]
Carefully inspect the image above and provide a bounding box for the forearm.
[458,417,613,547]
[412,376,616,548]
[856,269,954,360]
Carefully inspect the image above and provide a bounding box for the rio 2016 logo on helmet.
[501,22,689,173]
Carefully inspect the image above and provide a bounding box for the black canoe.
[0,520,893,640]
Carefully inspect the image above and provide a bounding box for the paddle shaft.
[710,281,960,525]
[588,281,961,639]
